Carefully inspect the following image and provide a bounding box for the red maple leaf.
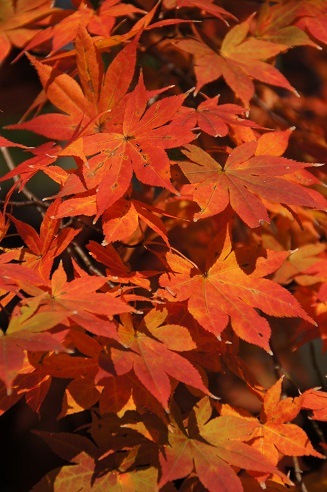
[60,72,195,217]
[8,32,139,141]
[20,0,145,56]
[163,0,237,23]
[175,94,262,138]
[10,199,80,278]
[295,0,327,45]
[0,139,66,190]
[180,131,326,227]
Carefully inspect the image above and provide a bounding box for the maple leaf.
[86,241,152,291]
[98,374,133,415]
[159,225,315,351]
[302,388,327,421]
[0,304,69,393]
[162,0,237,23]
[51,191,172,246]
[0,139,66,190]
[60,72,195,217]
[253,0,321,48]
[0,249,45,293]
[180,132,326,227]
[295,0,327,45]
[0,136,49,188]
[159,397,286,491]
[175,18,298,107]
[14,52,96,141]
[289,285,327,351]
[22,371,52,414]
[34,421,160,489]
[33,451,158,492]
[273,243,326,286]
[0,0,65,64]
[37,352,99,381]
[0,382,22,416]
[59,377,101,417]
[1,1,327,488]
[8,32,139,141]
[0,361,53,416]
[219,378,325,470]
[34,430,99,463]
[300,250,327,286]
[16,261,134,340]
[102,198,171,245]
[0,210,9,241]
[175,94,261,138]
[98,310,210,411]
[22,0,145,58]
[251,378,325,462]
[10,200,80,278]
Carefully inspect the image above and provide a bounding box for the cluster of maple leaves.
[1,0,327,490]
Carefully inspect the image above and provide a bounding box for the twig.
[69,242,115,288]
[0,199,48,208]
[309,417,327,450]
[292,456,309,492]
[252,93,292,128]
[1,147,46,215]
[71,241,105,277]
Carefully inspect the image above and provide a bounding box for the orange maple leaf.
[99,311,210,410]
[0,0,65,64]
[159,226,315,351]
[251,378,325,462]
[175,18,297,107]
[10,200,80,279]
[159,397,287,490]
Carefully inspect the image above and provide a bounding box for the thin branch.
[1,147,46,215]
[292,456,309,492]
[69,242,115,288]
[71,241,105,277]
[0,199,48,208]
[309,417,327,450]
[252,94,292,128]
